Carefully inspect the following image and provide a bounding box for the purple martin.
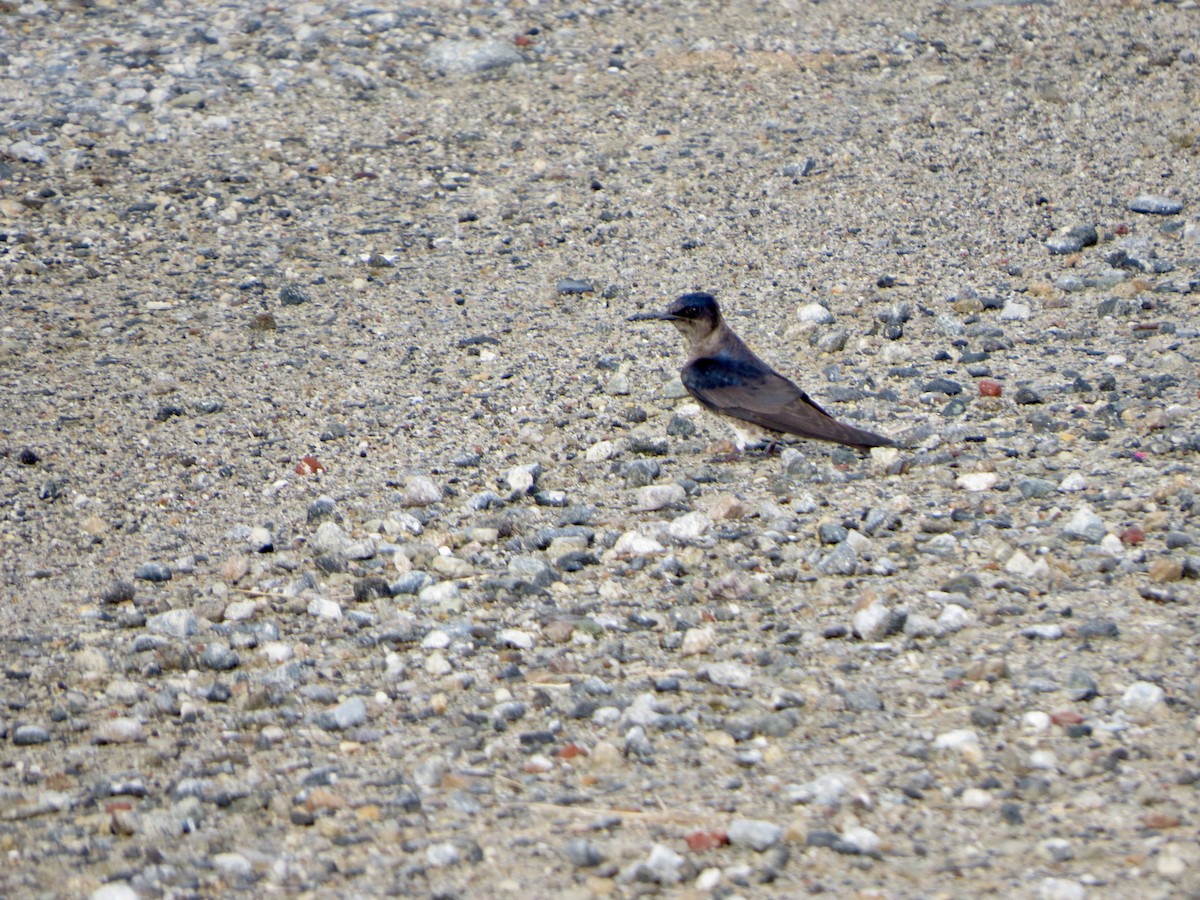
[630,292,894,452]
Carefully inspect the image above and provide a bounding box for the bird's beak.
[628,310,677,322]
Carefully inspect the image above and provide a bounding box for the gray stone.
[1128,194,1183,215]
[728,818,783,851]
[200,641,239,671]
[423,39,524,76]
[563,838,605,868]
[817,542,858,576]
[134,561,172,582]
[316,696,368,731]
[147,609,198,638]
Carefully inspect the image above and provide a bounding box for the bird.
[629,292,894,452]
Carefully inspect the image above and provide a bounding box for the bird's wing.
[682,355,893,449]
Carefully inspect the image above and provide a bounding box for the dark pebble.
[844,689,883,712]
[154,404,186,422]
[923,377,962,396]
[353,577,392,602]
[970,706,1002,729]
[1077,618,1119,639]
[315,552,348,574]
[100,579,137,604]
[38,480,65,501]
[1067,669,1099,701]
[201,642,240,671]
[134,562,172,582]
[1013,386,1043,405]
[563,838,605,868]
[17,448,39,465]
[999,803,1024,825]
[818,523,848,544]
[556,278,594,294]
[667,414,697,437]
[280,283,310,305]
[621,459,661,487]
[556,550,599,572]
[13,725,52,745]
[307,496,338,523]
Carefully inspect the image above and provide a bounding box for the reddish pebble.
[1050,710,1084,726]
[296,455,325,475]
[1114,223,1129,236]
[1140,811,1180,830]
[979,379,1002,397]
[1120,526,1145,546]
[558,743,589,760]
[685,829,729,852]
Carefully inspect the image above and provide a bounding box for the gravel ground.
[2,0,1199,897]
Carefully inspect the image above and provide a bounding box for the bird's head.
[628,292,722,342]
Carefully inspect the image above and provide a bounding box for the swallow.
[629,292,894,452]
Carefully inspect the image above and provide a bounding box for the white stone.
[312,521,351,555]
[933,728,979,754]
[840,826,880,855]
[1036,877,1086,900]
[419,582,461,605]
[262,642,293,664]
[1022,711,1052,732]
[503,463,539,494]
[695,868,722,891]
[1058,472,1088,492]
[307,597,342,619]
[1029,749,1058,770]
[961,787,993,809]
[425,651,452,677]
[612,531,664,557]
[585,440,617,462]
[421,630,452,650]
[1005,549,1048,578]
[1120,680,1164,712]
[96,717,146,744]
[403,475,442,507]
[90,884,140,900]
[636,484,686,511]
[999,301,1031,321]
[937,603,974,632]
[212,852,253,877]
[703,661,753,689]
[680,625,717,656]
[853,602,892,641]
[223,600,258,622]
[668,511,712,542]
[795,302,835,327]
[956,472,998,492]
[498,628,534,650]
